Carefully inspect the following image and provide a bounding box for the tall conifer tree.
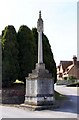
[17,25,35,82]
[2,25,19,87]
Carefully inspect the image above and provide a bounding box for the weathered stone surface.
[24,11,55,107]
[25,63,54,106]
[27,63,52,79]
[37,11,43,64]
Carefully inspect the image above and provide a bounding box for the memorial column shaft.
[37,11,43,64]
[38,31,43,64]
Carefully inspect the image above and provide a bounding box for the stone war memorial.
[23,11,55,110]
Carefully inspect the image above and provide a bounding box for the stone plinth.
[25,63,54,106]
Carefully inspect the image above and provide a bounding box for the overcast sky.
[0,0,78,65]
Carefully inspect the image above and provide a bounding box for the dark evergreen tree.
[31,28,38,64]
[1,25,57,86]
[32,28,57,83]
[2,25,19,87]
[17,25,35,82]
[43,34,57,83]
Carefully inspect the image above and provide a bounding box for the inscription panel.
[26,79,37,96]
[37,79,54,95]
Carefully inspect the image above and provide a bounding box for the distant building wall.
[68,66,77,78]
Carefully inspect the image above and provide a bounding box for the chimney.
[73,55,77,65]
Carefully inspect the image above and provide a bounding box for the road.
[54,85,78,114]
[0,85,78,118]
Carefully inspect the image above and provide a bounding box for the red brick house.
[57,56,79,80]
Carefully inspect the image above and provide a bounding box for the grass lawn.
[54,91,67,100]
[67,82,79,87]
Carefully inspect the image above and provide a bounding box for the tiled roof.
[66,64,74,74]
[57,57,79,79]
[61,61,79,73]
[60,61,73,71]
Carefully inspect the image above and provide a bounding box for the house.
[57,56,79,80]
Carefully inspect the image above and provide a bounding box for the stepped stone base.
[20,103,57,110]
[25,63,55,106]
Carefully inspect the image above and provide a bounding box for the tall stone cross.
[24,11,54,109]
[37,11,43,64]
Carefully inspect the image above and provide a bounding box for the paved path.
[0,85,78,118]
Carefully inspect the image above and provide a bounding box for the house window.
[59,73,62,77]
[67,68,69,71]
